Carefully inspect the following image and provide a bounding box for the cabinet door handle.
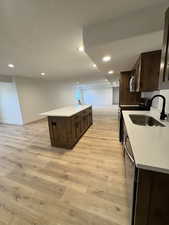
[124,136,135,164]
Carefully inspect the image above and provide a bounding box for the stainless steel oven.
[123,135,137,225]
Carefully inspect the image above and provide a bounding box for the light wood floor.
[0,110,128,225]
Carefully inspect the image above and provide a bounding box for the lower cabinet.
[122,120,169,225]
[133,169,169,225]
[48,106,92,149]
[72,113,82,140]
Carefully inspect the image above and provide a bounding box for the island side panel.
[48,106,93,149]
[48,116,55,146]
[48,116,70,148]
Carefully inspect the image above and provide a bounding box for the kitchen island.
[41,105,92,149]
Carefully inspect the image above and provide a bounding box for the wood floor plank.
[0,109,129,225]
[61,188,128,225]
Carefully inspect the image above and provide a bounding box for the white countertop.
[120,105,140,107]
[122,109,169,174]
[40,105,91,117]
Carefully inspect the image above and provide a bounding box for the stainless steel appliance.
[123,134,138,225]
[129,75,136,92]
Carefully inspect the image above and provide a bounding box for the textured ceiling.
[0,0,168,81]
[84,2,169,77]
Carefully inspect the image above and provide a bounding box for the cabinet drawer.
[72,113,81,121]
[82,109,88,115]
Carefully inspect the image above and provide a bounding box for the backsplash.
[142,89,169,113]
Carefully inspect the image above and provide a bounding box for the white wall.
[0,76,117,125]
[0,75,13,83]
[159,89,169,113]
[14,77,51,124]
[14,77,77,124]
[113,87,119,104]
[45,81,77,108]
[0,81,23,125]
[82,87,112,106]
[142,89,169,113]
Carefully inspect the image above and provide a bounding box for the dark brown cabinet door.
[72,115,81,141]
[74,121,80,139]
[133,50,161,92]
[148,172,169,225]
[159,7,169,89]
[134,170,169,225]
[88,112,92,125]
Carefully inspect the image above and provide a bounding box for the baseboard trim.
[23,117,47,125]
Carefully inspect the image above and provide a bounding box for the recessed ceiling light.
[92,64,97,68]
[108,70,114,74]
[8,64,15,68]
[78,46,84,52]
[41,72,45,76]
[102,55,111,62]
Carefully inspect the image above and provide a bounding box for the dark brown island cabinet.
[41,105,93,149]
[122,119,169,225]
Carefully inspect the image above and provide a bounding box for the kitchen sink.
[129,114,165,127]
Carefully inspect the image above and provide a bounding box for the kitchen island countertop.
[40,105,91,117]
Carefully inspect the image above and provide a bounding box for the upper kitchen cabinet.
[132,50,161,92]
[120,71,141,105]
[159,7,169,90]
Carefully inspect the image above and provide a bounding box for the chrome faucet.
[148,95,167,120]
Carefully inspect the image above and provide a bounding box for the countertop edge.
[40,105,92,117]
